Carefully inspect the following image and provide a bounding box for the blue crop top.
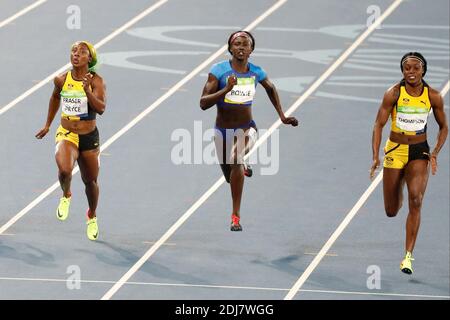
[209,60,267,108]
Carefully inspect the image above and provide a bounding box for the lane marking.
[0,0,169,116]
[0,277,448,299]
[0,0,47,29]
[441,80,450,96]
[0,179,69,235]
[100,0,288,300]
[101,0,409,301]
[160,87,188,92]
[284,174,383,300]
[0,0,171,235]
[142,241,176,246]
[284,77,449,299]
[0,0,285,235]
[295,288,450,299]
[304,252,338,257]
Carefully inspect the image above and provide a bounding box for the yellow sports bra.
[391,80,431,135]
[60,71,96,121]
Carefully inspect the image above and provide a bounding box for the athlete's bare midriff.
[216,106,252,128]
[61,118,96,134]
[389,131,427,145]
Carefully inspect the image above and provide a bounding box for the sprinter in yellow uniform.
[36,41,106,241]
[370,52,448,274]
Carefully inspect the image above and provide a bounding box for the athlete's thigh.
[214,129,227,165]
[55,140,79,172]
[77,149,100,183]
[383,167,404,207]
[404,159,430,197]
[230,128,256,163]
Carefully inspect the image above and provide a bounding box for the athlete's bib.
[391,80,431,135]
[224,77,256,104]
[60,71,96,121]
[61,90,88,116]
[395,105,429,132]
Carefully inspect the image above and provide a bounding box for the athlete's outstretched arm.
[200,74,236,110]
[429,88,448,175]
[370,85,398,178]
[35,76,64,139]
[260,77,298,126]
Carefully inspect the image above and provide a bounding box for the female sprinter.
[370,52,448,274]
[200,31,298,231]
[36,41,106,241]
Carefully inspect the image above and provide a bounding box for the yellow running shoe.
[56,196,71,221]
[86,214,99,241]
[400,251,414,274]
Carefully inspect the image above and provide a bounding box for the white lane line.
[250,0,403,164]
[0,0,171,235]
[101,0,405,300]
[99,0,286,153]
[100,0,288,300]
[304,252,338,257]
[101,177,225,300]
[0,0,47,29]
[441,80,450,96]
[0,276,285,292]
[0,171,78,235]
[142,241,176,246]
[295,289,449,299]
[0,0,286,234]
[0,277,448,299]
[0,0,169,116]
[284,85,449,300]
[284,173,383,300]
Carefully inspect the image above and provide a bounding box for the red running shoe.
[230,214,242,231]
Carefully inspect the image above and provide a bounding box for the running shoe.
[86,212,99,241]
[244,163,253,177]
[56,196,71,221]
[230,214,242,231]
[400,251,414,274]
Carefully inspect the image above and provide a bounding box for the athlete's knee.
[83,179,98,189]
[230,153,244,166]
[58,169,72,181]
[219,164,231,183]
[409,192,424,209]
[385,205,401,217]
[230,163,243,173]
[229,164,244,180]
[385,210,398,218]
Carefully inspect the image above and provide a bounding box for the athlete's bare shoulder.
[386,82,401,99]
[54,72,68,89]
[91,72,103,81]
[91,72,104,86]
[427,85,441,99]
[427,85,444,108]
[382,82,401,105]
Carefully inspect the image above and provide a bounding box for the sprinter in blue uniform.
[200,31,298,231]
